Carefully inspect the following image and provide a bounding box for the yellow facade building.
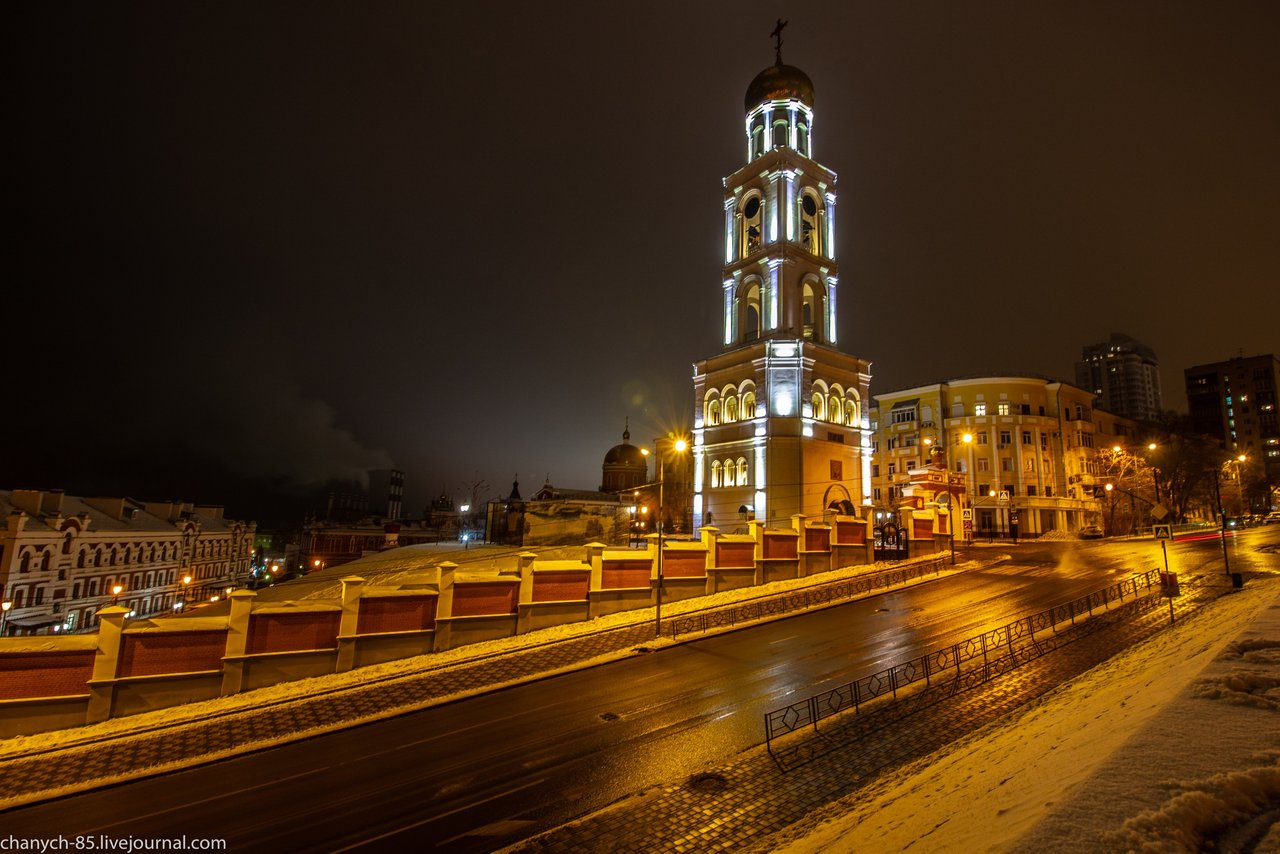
[870,377,1140,538]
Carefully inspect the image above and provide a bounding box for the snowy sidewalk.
[774,576,1280,853]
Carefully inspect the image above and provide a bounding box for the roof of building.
[0,490,250,536]
[745,62,814,112]
[603,425,647,468]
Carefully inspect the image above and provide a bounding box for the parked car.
[1078,525,1104,539]
[1264,512,1280,525]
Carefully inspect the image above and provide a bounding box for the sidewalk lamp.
[181,574,193,610]
[645,435,689,637]
[111,583,124,605]
[1,600,11,636]
[1211,461,1232,576]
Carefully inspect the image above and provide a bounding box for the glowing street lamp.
[1,600,11,637]
[181,574,193,610]
[111,584,124,605]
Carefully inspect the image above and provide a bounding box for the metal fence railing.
[764,567,1171,756]
[668,556,949,640]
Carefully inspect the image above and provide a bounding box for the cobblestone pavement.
[506,586,1222,853]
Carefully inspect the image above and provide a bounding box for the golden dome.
[744,63,815,112]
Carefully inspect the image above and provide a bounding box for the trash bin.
[1231,572,1244,589]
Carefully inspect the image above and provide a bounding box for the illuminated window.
[740,195,763,257]
[743,283,762,342]
[998,403,1010,415]
[773,119,789,148]
[742,390,757,419]
[711,460,722,488]
[737,458,749,486]
[812,392,826,421]
[802,280,822,339]
[707,397,721,426]
[800,192,822,255]
[828,394,841,423]
[724,395,739,423]
[796,121,809,156]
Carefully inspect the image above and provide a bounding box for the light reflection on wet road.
[6,528,1278,852]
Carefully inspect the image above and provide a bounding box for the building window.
[891,409,916,424]
[1027,485,1037,496]
[977,432,989,445]
[800,192,822,255]
[741,195,763,257]
[998,403,1010,415]
[737,458,749,486]
[1002,458,1013,472]
[1022,431,1032,445]
[977,459,990,472]
[974,404,987,416]
[711,461,722,488]
[744,283,762,341]
[999,431,1012,446]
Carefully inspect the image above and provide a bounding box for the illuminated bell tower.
[692,28,872,530]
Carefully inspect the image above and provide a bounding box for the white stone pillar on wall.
[85,605,128,724]
[335,577,366,673]
[221,588,257,693]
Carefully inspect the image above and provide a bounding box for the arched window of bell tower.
[743,283,762,342]
[749,116,765,160]
[772,118,789,148]
[724,394,739,423]
[802,281,823,341]
[800,191,822,256]
[845,392,861,427]
[705,391,721,426]
[797,121,810,157]
[740,194,763,258]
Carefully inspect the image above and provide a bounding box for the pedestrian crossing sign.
[1153,524,1173,540]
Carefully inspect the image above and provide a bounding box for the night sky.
[11,2,1278,524]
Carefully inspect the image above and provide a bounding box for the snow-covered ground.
[775,574,1280,853]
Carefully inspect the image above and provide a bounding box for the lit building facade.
[1074,333,1163,422]
[692,53,871,532]
[870,378,1140,537]
[1185,354,1280,486]
[0,489,256,635]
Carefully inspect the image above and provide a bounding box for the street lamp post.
[111,584,124,605]
[647,435,688,638]
[1212,463,1231,577]
[1,600,11,637]
[924,435,957,565]
[181,574,193,610]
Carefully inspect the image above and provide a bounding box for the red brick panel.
[937,514,951,535]
[356,595,437,635]
[914,519,934,540]
[531,571,590,603]
[0,651,94,699]
[804,528,830,552]
[601,562,651,590]
[716,541,755,568]
[451,582,518,617]
[763,535,798,560]
[661,552,706,578]
[119,630,228,677]
[246,612,341,654]
[836,521,866,545]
